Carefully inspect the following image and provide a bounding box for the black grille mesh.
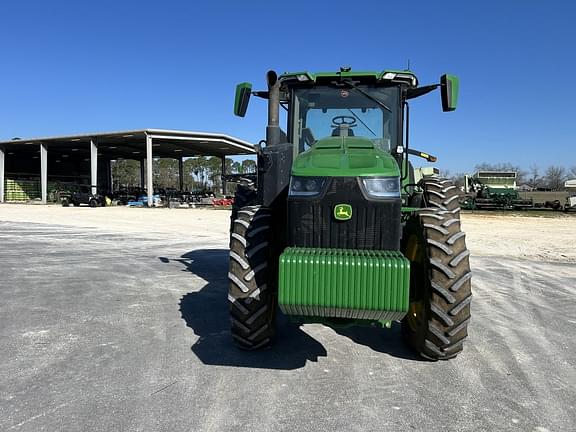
[288,177,401,250]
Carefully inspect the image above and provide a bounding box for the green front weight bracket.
[278,248,410,321]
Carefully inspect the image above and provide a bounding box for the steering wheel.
[332,115,357,127]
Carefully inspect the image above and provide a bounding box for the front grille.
[288,177,401,250]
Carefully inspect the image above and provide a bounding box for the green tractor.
[228,67,471,360]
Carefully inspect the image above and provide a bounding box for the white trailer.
[564,179,576,211]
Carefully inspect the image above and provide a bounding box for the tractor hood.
[292,136,400,177]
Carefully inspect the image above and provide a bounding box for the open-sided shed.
[0,129,255,205]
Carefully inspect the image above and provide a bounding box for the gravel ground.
[0,204,575,432]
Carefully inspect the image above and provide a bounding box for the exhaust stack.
[266,70,281,147]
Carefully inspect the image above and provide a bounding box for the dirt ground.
[1,204,575,431]
[0,204,231,237]
[0,204,574,262]
[462,212,576,263]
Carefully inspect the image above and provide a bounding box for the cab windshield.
[291,85,400,153]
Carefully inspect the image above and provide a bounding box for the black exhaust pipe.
[259,69,292,210]
[266,70,281,147]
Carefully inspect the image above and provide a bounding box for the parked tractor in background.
[228,67,471,360]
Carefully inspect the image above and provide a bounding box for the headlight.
[360,176,400,198]
[289,176,326,196]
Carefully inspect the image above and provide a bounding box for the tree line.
[443,163,576,191]
[113,157,574,193]
[111,157,256,192]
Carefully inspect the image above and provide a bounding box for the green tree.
[186,156,210,191]
[231,161,242,174]
[153,159,179,189]
[242,159,257,174]
[111,159,140,189]
[112,156,253,193]
[206,156,223,191]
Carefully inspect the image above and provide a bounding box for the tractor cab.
[235,69,458,198]
[288,83,400,154]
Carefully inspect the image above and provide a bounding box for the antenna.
[406,59,411,71]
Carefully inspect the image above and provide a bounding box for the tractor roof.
[279,67,418,87]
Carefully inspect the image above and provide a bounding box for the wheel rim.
[407,300,425,332]
[405,234,426,333]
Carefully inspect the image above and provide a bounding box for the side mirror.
[440,74,459,112]
[234,82,252,117]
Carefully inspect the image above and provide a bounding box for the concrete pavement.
[0,215,574,431]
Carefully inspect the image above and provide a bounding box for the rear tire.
[89,199,98,208]
[421,176,461,216]
[230,180,258,227]
[402,178,472,360]
[228,205,276,350]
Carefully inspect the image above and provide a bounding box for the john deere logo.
[334,204,352,221]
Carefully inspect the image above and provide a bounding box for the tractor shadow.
[333,324,423,361]
[164,249,327,370]
[164,248,423,368]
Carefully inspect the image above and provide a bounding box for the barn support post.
[146,134,153,207]
[0,146,5,203]
[90,139,98,196]
[40,143,48,204]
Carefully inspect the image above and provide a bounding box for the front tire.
[402,179,472,360]
[228,205,276,350]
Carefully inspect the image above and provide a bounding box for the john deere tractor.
[228,67,471,360]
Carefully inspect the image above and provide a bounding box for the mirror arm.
[406,84,440,100]
[407,148,437,162]
[252,91,269,99]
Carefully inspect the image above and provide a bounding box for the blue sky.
[1,1,575,174]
